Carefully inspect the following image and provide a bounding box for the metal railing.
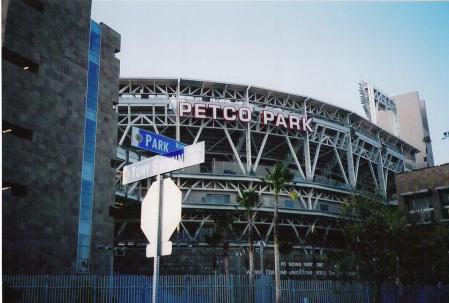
[4,275,448,303]
[3,275,370,303]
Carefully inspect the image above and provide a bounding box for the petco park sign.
[179,101,313,132]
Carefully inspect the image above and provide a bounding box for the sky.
[92,1,449,164]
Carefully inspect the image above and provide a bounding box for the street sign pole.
[152,174,163,303]
[123,139,204,303]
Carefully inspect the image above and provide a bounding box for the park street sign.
[142,177,182,257]
[122,141,205,184]
[131,127,185,155]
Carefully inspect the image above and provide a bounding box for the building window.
[319,203,329,212]
[200,163,211,173]
[2,121,33,140]
[206,194,230,205]
[407,195,433,224]
[284,199,295,209]
[439,189,449,220]
[2,181,29,197]
[223,169,236,175]
[22,0,44,12]
[76,21,101,274]
[2,47,39,73]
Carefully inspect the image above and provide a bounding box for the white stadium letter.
[288,115,300,130]
[208,104,221,119]
[223,106,236,121]
[194,103,207,119]
[238,107,252,122]
[261,110,275,125]
[302,118,313,132]
[179,102,192,117]
[275,113,288,128]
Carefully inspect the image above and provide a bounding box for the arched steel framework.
[112,78,418,259]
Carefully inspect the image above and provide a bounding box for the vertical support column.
[392,109,400,137]
[246,86,252,174]
[176,79,181,186]
[304,134,312,181]
[303,98,312,181]
[377,148,387,197]
[367,83,377,124]
[176,78,180,142]
[346,129,356,189]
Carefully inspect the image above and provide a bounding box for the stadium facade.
[112,78,419,275]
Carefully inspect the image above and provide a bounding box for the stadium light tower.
[359,80,400,136]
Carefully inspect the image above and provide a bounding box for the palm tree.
[236,189,261,286]
[264,163,293,303]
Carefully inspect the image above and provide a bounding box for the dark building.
[2,0,120,274]
[396,163,449,224]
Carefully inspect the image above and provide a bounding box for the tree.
[214,213,234,276]
[204,228,223,274]
[399,223,449,285]
[339,194,407,303]
[236,189,261,286]
[263,163,293,303]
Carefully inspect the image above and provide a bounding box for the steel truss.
[114,78,418,251]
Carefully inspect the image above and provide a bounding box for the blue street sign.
[131,127,185,155]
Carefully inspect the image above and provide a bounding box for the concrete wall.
[392,91,432,168]
[376,109,396,135]
[2,0,120,274]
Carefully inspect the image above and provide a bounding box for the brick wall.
[395,163,449,223]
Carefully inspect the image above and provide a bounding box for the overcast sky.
[92,1,449,164]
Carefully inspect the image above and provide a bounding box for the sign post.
[152,174,163,303]
[123,134,204,303]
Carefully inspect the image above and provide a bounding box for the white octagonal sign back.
[141,177,182,257]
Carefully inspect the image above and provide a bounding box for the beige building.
[359,81,434,169]
[392,91,434,168]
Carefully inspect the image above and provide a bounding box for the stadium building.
[112,78,419,275]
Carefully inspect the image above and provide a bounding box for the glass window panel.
[78,245,90,259]
[85,119,96,140]
[284,199,295,209]
[411,196,432,210]
[82,163,94,181]
[441,190,449,206]
[207,194,230,204]
[320,203,329,212]
[80,207,92,221]
[81,193,91,208]
[83,150,95,164]
[90,20,101,34]
[88,62,99,80]
[81,180,93,194]
[78,234,90,247]
[79,221,91,236]
[86,108,96,121]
